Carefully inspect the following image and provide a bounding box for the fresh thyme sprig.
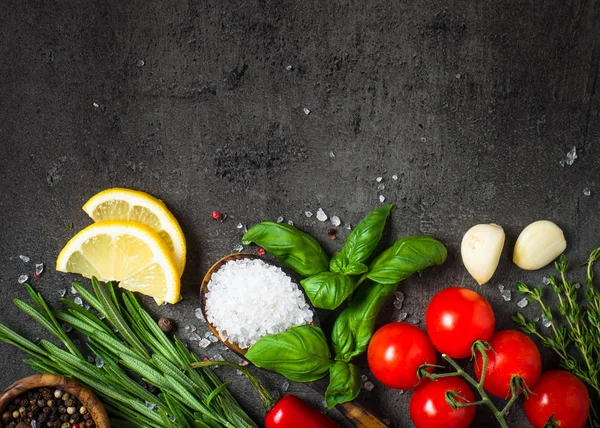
[512,250,600,427]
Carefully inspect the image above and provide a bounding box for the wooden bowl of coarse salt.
[199,253,315,356]
[0,373,110,428]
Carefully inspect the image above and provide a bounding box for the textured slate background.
[1,0,599,427]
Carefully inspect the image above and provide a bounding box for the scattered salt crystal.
[189,333,202,341]
[377,184,385,191]
[95,357,104,368]
[277,216,284,223]
[395,291,404,302]
[376,177,383,182]
[59,288,67,298]
[212,353,224,361]
[237,223,244,229]
[398,390,405,395]
[565,146,577,165]
[35,263,44,276]
[397,312,408,322]
[574,283,581,289]
[93,102,99,108]
[305,211,313,218]
[87,356,95,363]
[194,308,204,319]
[410,319,420,325]
[190,325,197,332]
[345,223,352,230]
[205,258,314,349]
[533,316,540,322]
[136,59,145,67]
[542,277,550,285]
[184,325,190,331]
[583,188,591,196]
[331,216,341,227]
[74,297,83,306]
[303,107,310,115]
[18,275,28,284]
[501,290,512,301]
[379,195,386,203]
[393,300,403,310]
[71,285,78,295]
[209,335,218,343]
[198,338,211,348]
[392,174,398,180]
[361,375,368,382]
[144,401,156,410]
[363,381,374,391]
[329,151,335,158]
[498,284,505,292]
[517,298,528,308]
[541,315,552,328]
[281,381,289,392]
[316,208,328,221]
[62,324,72,333]
[98,313,106,320]
[285,65,293,71]
[19,255,30,263]
[31,421,36,428]
[83,304,90,310]
[287,220,294,226]
[420,137,427,142]
[233,244,244,252]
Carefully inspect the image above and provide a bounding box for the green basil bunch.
[242,207,447,409]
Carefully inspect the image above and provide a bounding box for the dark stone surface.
[1,0,599,427]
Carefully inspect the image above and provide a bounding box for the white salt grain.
[316,208,328,222]
[205,259,313,349]
[330,215,341,227]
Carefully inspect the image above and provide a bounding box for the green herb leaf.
[242,222,329,276]
[331,281,398,361]
[325,361,361,408]
[330,205,395,274]
[364,236,447,284]
[300,272,357,310]
[245,325,332,382]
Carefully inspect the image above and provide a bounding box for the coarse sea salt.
[205,258,313,349]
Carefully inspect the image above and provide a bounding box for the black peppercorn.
[158,317,175,332]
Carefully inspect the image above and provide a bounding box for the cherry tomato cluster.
[367,287,590,428]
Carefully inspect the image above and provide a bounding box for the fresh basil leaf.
[364,236,447,284]
[342,262,369,276]
[300,272,356,310]
[325,361,361,408]
[330,205,395,273]
[242,222,329,276]
[331,281,397,361]
[245,325,332,382]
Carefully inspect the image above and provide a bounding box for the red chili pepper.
[211,211,222,221]
[257,247,266,256]
[265,395,340,428]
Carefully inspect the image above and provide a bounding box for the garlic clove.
[461,224,505,285]
[513,220,566,270]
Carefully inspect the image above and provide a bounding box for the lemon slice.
[82,188,186,275]
[56,221,180,304]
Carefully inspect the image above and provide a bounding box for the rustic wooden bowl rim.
[0,373,110,427]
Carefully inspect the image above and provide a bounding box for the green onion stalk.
[0,278,257,428]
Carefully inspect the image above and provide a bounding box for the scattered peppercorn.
[327,228,337,240]
[256,247,266,256]
[157,317,175,333]
[211,211,222,221]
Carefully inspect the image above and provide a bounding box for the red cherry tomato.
[524,370,590,428]
[367,322,437,389]
[409,377,476,428]
[425,287,495,358]
[264,395,340,428]
[474,330,542,398]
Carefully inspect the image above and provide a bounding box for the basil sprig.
[324,361,361,408]
[242,222,329,276]
[332,236,447,362]
[245,325,332,382]
[300,272,357,310]
[330,204,395,275]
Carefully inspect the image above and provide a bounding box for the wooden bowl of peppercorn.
[0,374,110,428]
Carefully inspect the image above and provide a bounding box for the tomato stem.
[420,340,521,428]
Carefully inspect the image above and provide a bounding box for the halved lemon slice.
[56,221,180,304]
[82,188,186,275]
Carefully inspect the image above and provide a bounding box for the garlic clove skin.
[513,220,567,270]
[461,223,505,285]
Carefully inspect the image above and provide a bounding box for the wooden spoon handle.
[337,401,388,427]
